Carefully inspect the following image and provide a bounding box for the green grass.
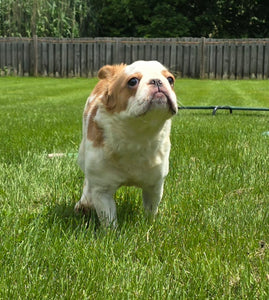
[0,77,268,299]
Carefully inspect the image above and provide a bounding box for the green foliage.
[0,0,97,37]
[0,0,268,38]
[214,0,269,38]
[135,1,191,37]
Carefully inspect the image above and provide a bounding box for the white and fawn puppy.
[75,60,178,227]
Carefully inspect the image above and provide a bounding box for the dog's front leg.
[91,187,117,227]
[75,179,94,214]
[142,180,164,216]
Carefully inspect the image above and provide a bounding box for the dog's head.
[98,60,178,118]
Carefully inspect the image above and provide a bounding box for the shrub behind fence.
[0,36,269,79]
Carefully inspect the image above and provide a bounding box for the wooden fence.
[0,36,269,79]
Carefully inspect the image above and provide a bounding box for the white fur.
[75,61,178,227]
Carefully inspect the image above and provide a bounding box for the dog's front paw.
[74,200,94,215]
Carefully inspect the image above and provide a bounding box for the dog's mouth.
[149,91,177,114]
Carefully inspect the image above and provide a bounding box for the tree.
[131,0,191,37]
[0,0,268,38]
[87,0,191,37]
[215,0,269,38]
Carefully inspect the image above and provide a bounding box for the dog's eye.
[167,76,174,86]
[128,77,139,87]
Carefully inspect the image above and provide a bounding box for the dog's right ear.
[98,64,126,80]
[98,65,115,80]
[98,64,127,113]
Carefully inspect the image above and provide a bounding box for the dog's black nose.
[149,79,163,87]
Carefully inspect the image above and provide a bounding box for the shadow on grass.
[45,194,142,233]
[47,201,99,232]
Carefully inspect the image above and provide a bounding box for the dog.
[74,60,178,226]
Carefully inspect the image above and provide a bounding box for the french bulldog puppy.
[75,60,178,227]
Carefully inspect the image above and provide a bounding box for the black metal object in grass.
[178,105,269,116]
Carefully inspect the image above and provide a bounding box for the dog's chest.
[104,138,170,187]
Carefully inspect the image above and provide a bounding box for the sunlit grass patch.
[0,77,268,298]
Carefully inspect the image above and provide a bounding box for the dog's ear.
[99,64,126,112]
[98,64,126,80]
[98,65,115,80]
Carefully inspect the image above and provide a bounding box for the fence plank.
[264,43,269,79]
[199,37,205,79]
[257,44,264,79]
[74,43,80,77]
[217,44,223,79]
[23,41,30,76]
[12,41,17,75]
[209,44,215,79]
[150,43,157,62]
[176,44,182,77]
[30,39,34,76]
[138,39,145,61]
[163,40,171,68]
[99,42,106,67]
[181,38,187,77]
[144,43,151,61]
[170,40,176,73]
[17,41,23,76]
[41,42,48,76]
[250,44,257,79]
[204,42,209,78]
[67,43,74,77]
[48,42,54,77]
[107,41,113,65]
[61,42,67,77]
[81,43,87,77]
[55,43,61,77]
[0,42,4,75]
[87,43,94,77]
[33,35,38,76]
[190,44,196,78]
[93,40,100,74]
[243,44,250,79]
[236,44,242,79]
[222,43,229,79]
[131,42,138,62]
[6,42,11,75]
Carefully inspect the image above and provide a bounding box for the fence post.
[33,35,38,76]
[199,37,206,79]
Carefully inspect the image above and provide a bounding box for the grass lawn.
[0,77,268,299]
